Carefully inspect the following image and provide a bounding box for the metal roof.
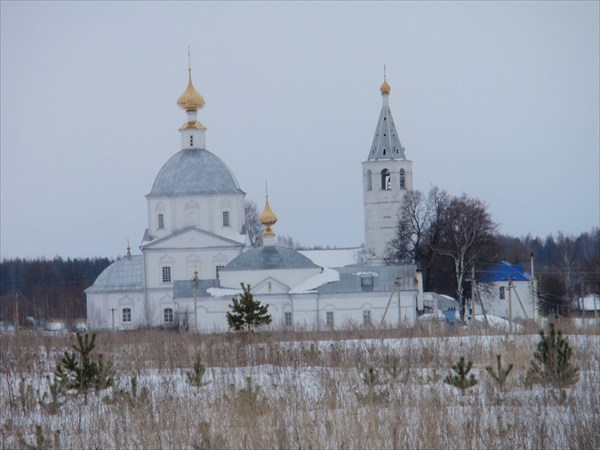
[222,245,320,271]
[148,148,244,197]
[173,279,220,298]
[478,262,532,282]
[85,255,143,292]
[367,102,406,161]
[317,264,418,294]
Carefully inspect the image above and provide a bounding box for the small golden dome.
[177,69,205,111]
[259,195,278,237]
[380,78,391,95]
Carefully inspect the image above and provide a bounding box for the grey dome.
[222,246,320,271]
[86,256,143,292]
[148,148,244,197]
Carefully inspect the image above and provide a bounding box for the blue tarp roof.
[478,261,531,282]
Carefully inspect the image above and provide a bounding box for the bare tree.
[385,186,450,292]
[434,194,497,321]
[244,200,263,248]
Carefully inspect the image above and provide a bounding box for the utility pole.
[381,277,401,327]
[530,253,536,322]
[470,266,476,323]
[508,278,513,333]
[193,268,199,332]
[14,290,19,334]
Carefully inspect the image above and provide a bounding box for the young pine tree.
[486,354,514,387]
[444,356,478,394]
[526,323,579,389]
[226,283,272,331]
[54,333,114,404]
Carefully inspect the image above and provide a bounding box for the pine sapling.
[54,333,114,404]
[486,354,514,387]
[359,366,388,404]
[226,283,272,331]
[444,356,478,394]
[526,323,579,389]
[186,354,210,387]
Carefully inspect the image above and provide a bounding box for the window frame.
[162,266,172,283]
[122,308,132,323]
[361,276,374,292]
[284,311,293,327]
[326,311,334,327]
[158,213,165,229]
[222,211,230,227]
[164,308,174,323]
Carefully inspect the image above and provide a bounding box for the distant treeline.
[0,257,113,323]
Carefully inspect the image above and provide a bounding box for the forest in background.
[0,257,112,324]
[0,229,598,324]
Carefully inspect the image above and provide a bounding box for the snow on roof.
[299,248,362,268]
[206,287,242,297]
[352,271,380,277]
[289,268,340,294]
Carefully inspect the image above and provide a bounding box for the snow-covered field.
[1,321,598,449]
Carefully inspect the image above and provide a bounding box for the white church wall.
[143,247,241,287]
[86,291,145,330]
[146,194,244,240]
[317,291,417,328]
[219,267,322,294]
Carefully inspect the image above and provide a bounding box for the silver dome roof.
[85,255,143,293]
[148,148,244,197]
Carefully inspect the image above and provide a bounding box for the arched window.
[381,169,391,190]
[400,169,406,189]
[382,148,387,156]
[366,170,372,191]
[164,308,173,323]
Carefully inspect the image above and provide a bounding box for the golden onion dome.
[259,195,278,237]
[380,78,391,95]
[177,69,205,111]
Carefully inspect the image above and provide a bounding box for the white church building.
[85,69,423,332]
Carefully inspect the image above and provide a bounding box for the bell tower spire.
[362,70,414,265]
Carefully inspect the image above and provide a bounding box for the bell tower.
[362,72,413,265]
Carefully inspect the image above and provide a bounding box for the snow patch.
[290,268,340,294]
[206,287,242,297]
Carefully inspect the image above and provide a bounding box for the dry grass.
[1,319,599,449]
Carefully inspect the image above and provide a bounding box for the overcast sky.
[1,1,598,259]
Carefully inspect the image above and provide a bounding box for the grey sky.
[1,1,598,259]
